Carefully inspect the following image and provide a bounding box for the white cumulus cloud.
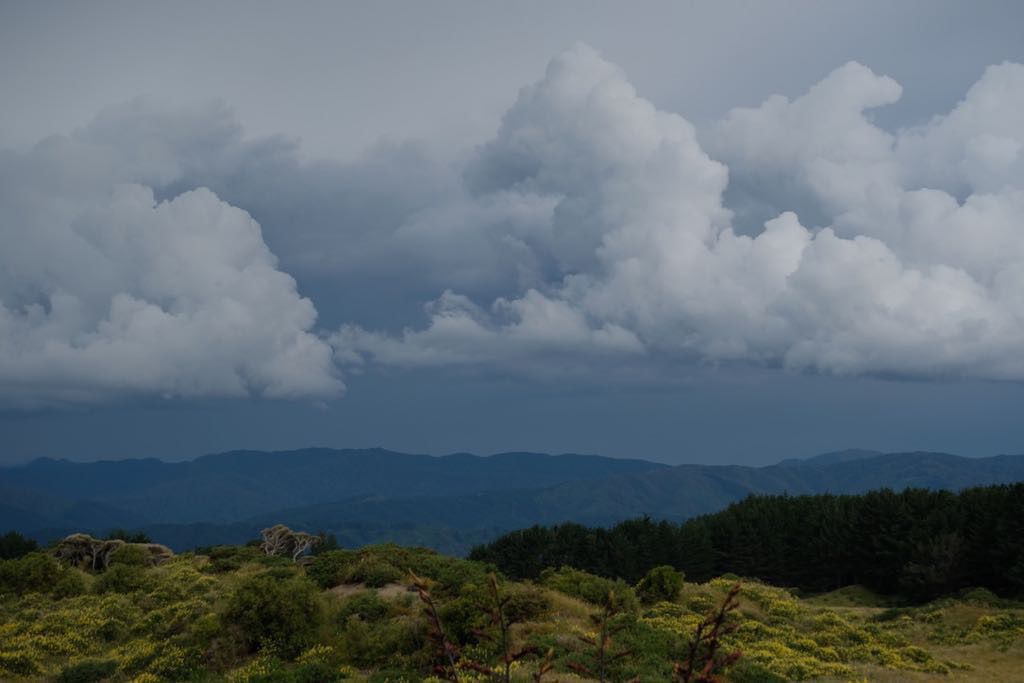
[0,132,342,406]
[334,45,1024,381]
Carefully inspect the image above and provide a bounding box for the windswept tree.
[260,524,321,561]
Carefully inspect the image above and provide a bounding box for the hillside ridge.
[3,448,1023,554]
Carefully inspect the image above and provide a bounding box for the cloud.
[7,44,1024,405]
[705,62,903,233]
[0,132,342,406]
[334,45,1024,381]
[333,289,643,375]
[897,62,1024,196]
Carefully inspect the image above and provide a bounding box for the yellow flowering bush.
[226,655,286,682]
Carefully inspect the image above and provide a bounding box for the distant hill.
[776,448,883,467]
[0,448,664,524]
[2,448,1022,555]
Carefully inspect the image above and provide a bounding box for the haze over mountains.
[2,448,1023,555]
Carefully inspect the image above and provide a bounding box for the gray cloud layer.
[4,45,1024,405]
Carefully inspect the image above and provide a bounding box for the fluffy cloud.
[897,62,1024,196]
[0,132,341,406]
[334,289,643,375]
[7,44,1024,405]
[335,45,1024,381]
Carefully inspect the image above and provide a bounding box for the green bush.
[433,579,549,645]
[337,589,390,623]
[53,568,89,598]
[503,584,550,622]
[261,566,300,580]
[108,544,151,567]
[437,594,485,644]
[341,556,403,588]
[293,659,346,683]
[222,574,322,659]
[958,587,1006,607]
[0,552,60,595]
[202,544,292,573]
[404,551,492,595]
[0,651,39,676]
[306,549,356,589]
[636,565,684,604]
[57,658,118,683]
[540,565,638,611]
[201,545,253,573]
[94,564,151,594]
[336,614,425,668]
[602,616,678,681]
[728,659,789,683]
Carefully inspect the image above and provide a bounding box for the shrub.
[306,549,356,589]
[57,658,118,683]
[202,544,293,573]
[336,614,425,668]
[293,644,350,683]
[53,568,89,598]
[437,594,483,644]
[337,589,390,623]
[196,545,238,572]
[226,656,289,682]
[958,587,1006,607]
[636,565,684,604]
[0,551,60,595]
[341,556,403,588]
[222,574,322,659]
[404,551,492,596]
[293,659,346,683]
[728,660,788,683]
[502,583,550,622]
[94,564,151,594]
[261,566,300,580]
[0,652,39,677]
[540,565,638,611]
[109,544,151,567]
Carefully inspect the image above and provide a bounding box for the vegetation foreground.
[2,533,1023,682]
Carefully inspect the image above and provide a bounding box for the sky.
[3,1,1024,465]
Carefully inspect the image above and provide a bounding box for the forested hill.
[470,483,1024,603]
[2,448,1023,554]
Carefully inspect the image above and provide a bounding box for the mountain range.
[2,448,1023,555]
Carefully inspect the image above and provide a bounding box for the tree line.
[469,484,1024,602]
